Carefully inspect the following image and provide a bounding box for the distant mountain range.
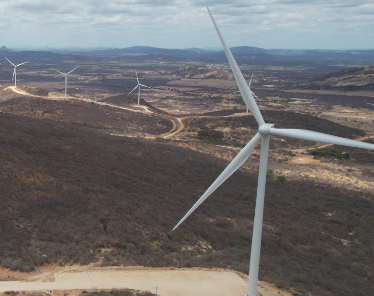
[1,45,373,67]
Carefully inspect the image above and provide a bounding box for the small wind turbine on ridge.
[52,67,79,98]
[173,7,374,296]
[5,57,28,88]
[128,71,149,106]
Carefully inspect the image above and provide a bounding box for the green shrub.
[275,173,286,182]
[266,169,274,178]
[310,148,350,161]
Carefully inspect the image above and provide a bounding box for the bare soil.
[0,266,292,296]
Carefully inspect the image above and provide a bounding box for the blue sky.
[1,0,373,50]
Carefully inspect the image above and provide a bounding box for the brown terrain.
[0,58,374,296]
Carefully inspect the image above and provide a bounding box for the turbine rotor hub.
[258,123,274,136]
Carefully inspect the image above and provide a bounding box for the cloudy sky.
[1,0,373,50]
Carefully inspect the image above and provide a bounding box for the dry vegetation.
[180,110,365,149]
[0,58,374,295]
[0,92,172,137]
[0,112,373,295]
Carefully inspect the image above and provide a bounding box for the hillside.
[311,66,374,90]
[187,110,366,149]
[176,64,234,80]
[0,91,172,137]
[0,111,373,295]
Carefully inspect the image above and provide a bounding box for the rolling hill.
[0,109,373,296]
[315,66,374,90]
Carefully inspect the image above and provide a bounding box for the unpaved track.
[0,268,287,296]
[162,118,183,139]
[3,87,254,142]
[4,86,42,97]
[3,87,249,141]
[9,86,372,153]
[4,87,179,139]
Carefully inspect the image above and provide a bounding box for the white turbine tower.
[173,7,374,296]
[5,57,28,88]
[52,67,79,98]
[128,71,149,106]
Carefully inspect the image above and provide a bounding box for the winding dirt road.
[4,86,181,140]
[3,87,250,142]
[6,86,373,152]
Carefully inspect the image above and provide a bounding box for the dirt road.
[3,87,253,142]
[0,268,288,296]
[4,86,180,140]
[4,86,42,98]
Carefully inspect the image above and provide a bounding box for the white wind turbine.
[173,7,374,296]
[128,71,149,106]
[52,67,79,98]
[5,57,28,88]
[235,74,260,113]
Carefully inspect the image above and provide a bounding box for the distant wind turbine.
[173,7,374,296]
[52,67,79,97]
[5,57,28,87]
[235,74,260,113]
[128,71,149,106]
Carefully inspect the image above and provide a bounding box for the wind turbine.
[235,74,260,113]
[52,67,79,98]
[128,71,149,106]
[173,7,374,296]
[5,57,28,88]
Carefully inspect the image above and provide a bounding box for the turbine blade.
[16,61,28,67]
[52,68,65,75]
[207,7,264,126]
[128,85,138,95]
[270,128,374,150]
[249,74,253,87]
[67,66,79,75]
[139,83,148,88]
[135,71,139,85]
[251,91,260,102]
[173,133,262,231]
[5,57,15,67]
[12,69,15,81]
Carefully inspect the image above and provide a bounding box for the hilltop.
[298,66,374,91]
[315,66,374,90]
[176,64,234,80]
[0,46,13,52]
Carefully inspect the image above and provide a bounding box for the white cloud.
[0,0,373,49]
